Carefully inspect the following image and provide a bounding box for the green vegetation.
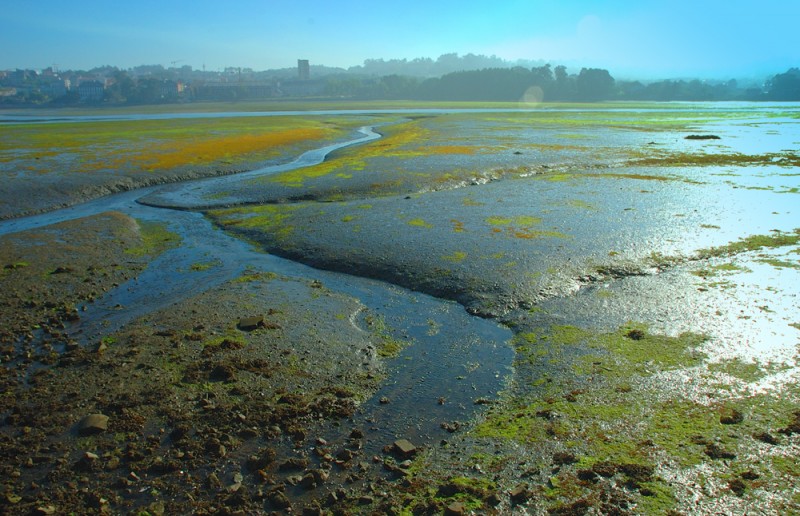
[696,229,800,259]
[0,116,355,175]
[467,322,799,512]
[364,314,410,359]
[189,260,220,272]
[124,220,181,257]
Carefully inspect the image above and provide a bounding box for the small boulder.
[510,484,530,504]
[238,316,265,331]
[78,414,109,436]
[393,439,417,458]
[445,501,466,515]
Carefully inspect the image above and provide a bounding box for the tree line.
[333,66,800,102]
[3,64,800,107]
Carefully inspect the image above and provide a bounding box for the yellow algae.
[407,218,433,228]
[442,251,468,263]
[265,118,494,187]
[0,116,348,176]
[485,215,542,226]
[131,127,331,171]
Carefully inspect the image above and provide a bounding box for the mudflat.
[1,103,799,514]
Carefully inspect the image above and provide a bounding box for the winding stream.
[0,125,514,452]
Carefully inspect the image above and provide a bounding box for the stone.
[393,439,417,458]
[269,491,291,510]
[77,414,109,436]
[445,501,466,515]
[238,316,265,331]
[510,484,530,504]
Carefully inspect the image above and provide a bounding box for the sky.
[1,0,798,79]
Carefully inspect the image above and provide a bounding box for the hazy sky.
[1,0,797,79]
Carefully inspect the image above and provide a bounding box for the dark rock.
[591,461,618,477]
[729,478,746,496]
[754,431,779,445]
[301,473,318,490]
[535,409,556,420]
[210,363,236,382]
[778,410,800,435]
[336,448,355,462]
[720,409,744,425]
[704,443,736,460]
[278,457,309,472]
[269,491,291,510]
[77,414,109,436]
[486,492,502,506]
[619,463,654,484]
[740,470,760,480]
[246,448,277,471]
[553,451,578,465]
[440,421,461,433]
[685,134,721,140]
[509,484,530,504]
[625,328,645,340]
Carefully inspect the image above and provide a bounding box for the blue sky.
[1,0,797,79]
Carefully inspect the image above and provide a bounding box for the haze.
[1,0,798,80]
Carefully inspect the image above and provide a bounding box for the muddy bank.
[0,115,377,220]
[0,212,172,347]
[0,163,255,221]
[0,213,390,514]
[206,166,800,318]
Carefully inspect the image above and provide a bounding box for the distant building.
[298,59,310,80]
[77,80,104,102]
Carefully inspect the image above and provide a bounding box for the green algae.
[208,204,299,241]
[124,220,181,257]
[567,199,597,210]
[691,262,751,278]
[632,150,800,168]
[696,229,800,259]
[756,257,800,269]
[189,260,220,272]
[467,316,800,512]
[364,313,409,359]
[233,270,278,283]
[471,322,788,512]
[706,357,770,382]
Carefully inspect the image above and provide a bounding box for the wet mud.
[1,104,799,514]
